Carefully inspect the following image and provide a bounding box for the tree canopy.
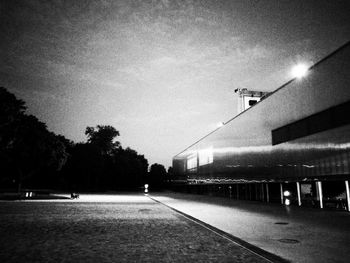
[148,163,167,190]
[0,87,68,192]
[85,125,120,155]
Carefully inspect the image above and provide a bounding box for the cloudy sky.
[1,0,349,168]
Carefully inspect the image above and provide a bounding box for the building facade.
[172,42,350,211]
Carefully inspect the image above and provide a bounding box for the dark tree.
[85,125,120,155]
[0,87,26,188]
[113,147,148,189]
[62,143,103,191]
[10,115,68,192]
[148,163,167,190]
[0,87,26,118]
[62,125,148,191]
[0,87,26,152]
[0,87,68,192]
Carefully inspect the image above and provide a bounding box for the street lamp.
[283,190,291,205]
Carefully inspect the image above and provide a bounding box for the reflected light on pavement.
[74,194,150,203]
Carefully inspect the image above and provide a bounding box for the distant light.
[144,184,149,193]
[285,198,291,206]
[283,190,291,197]
[291,63,309,79]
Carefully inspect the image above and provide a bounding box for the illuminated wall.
[173,42,350,183]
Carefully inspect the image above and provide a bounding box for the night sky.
[1,0,349,168]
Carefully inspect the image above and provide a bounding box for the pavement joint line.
[147,194,290,263]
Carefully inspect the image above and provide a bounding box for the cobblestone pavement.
[0,194,271,263]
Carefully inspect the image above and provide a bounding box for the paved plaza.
[151,192,350,263]
[0,194,274,263]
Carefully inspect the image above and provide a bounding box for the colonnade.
[179,180,350,212]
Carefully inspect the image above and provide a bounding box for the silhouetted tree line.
[148,163,167,190]
[0,87,168,192]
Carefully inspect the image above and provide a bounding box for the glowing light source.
[291,63,309,79]
[285,199,291,206]
[283,190,291,197]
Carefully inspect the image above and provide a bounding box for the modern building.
[172,41,350,211]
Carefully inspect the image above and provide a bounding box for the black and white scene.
[1,0,350,262]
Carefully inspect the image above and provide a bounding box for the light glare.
[283,190,291,197]
[291,63,309,79]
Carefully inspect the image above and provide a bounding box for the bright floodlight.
[291,63,309,79]
[283,190,291,197]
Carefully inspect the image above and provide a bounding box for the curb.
[148,195,290,263]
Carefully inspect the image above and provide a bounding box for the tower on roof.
[234,88,270,113]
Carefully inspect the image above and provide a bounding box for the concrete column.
[236,184,239,199]
[280,183,284,204]
[248,184,252,200]
[345,180,350,212]
[255,184,259,200]
[296,182,302,206]
[316,181,323,209]
[266,183,269,203]
[261,183,265,201]
[245,184,248,200]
